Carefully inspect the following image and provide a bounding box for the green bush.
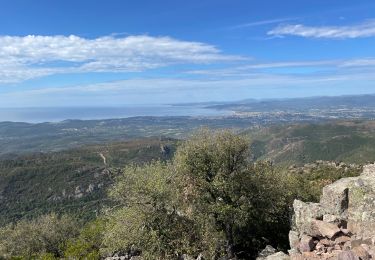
[0,213,78,259]
[103,130,293,259]
[64,218,105,259]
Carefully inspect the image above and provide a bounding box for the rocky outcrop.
[289,164,375,259]
[257,245,289,260]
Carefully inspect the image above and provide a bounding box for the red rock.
[335,235,351,244]
[299,235,315,252]
[302,252,320,259]
[312,220,341,238]
[352,246,370,260]
[334,244,342,250]
[290,252,303,260]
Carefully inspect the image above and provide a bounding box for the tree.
[103,162,208,259]
[103,130,292,259]
[173,130,250,258]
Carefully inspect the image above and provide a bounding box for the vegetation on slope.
[0,130,363,259]
[0,138,176,225]
[247,121,375,166]
[1,120,373,228]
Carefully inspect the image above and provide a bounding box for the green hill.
[247,121,375,166]
[2,120,375,227]
[0,138,176,226]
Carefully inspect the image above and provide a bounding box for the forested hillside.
[0,138,176,225]
[0,130,362,259]
[247,121,375,165]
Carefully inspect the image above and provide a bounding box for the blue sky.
[0,0,375,107]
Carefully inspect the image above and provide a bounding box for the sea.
[0,105,229,123]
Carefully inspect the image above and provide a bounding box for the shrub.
[0,213,78,259]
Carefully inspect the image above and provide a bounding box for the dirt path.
[99,153,107,165]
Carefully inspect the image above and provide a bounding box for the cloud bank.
[0,35,243,83]
[268,20,375,39]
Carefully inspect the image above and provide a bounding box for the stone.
[343,241,352,251]
[315,242,325,252]
[301,252,320,260]
[337,250,360,260]
[360,244,370,251]
[323,214,345,226]
[289,253,303,260]
[179,254,195,260]
[286,164,375,260]
[334,244,342,250]
[320,178,350,216]
[347,175,375,239]
[361,164,375,177]
[320,238,333,246]
[368,248,375,258]
[289,231,299,250]
[311,220,341,238]
[257,245,277,259]
[341,228,351,235]
[335,235,351,245]
[265,252,290,260]
[351,246,370,260]
[299,235,315,253]
[293,200,324,234]
[351,238,372,248]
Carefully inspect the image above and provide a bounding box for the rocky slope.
[259,164,375,260]
[287,163,375,259]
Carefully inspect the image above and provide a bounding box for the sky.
[0,0,375,107]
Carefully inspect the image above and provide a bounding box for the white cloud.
[186,57,375,77]
[2,69,375,107]
[340,58,375,67]
[230,17,295,29]
[268,20,375,39]
[0,35,244,83]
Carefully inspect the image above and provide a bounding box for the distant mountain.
[0,116,320,157]
[207,94,375,112]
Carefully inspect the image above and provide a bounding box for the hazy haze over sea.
[0,105,229,123]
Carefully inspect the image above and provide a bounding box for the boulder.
[351,245,370,260]
[299,235,315,253]
[287,164,375,259]
[311,220,340,239]
[347,176,375,239]
[301,252,320,259]
[257,245,277,260]
[337,251,359,260]
[289,253,303,260]
[293,200,324,234]
[320,178,351,216]
[289,231,299,251]
[323,214,346,227]
[335,235,351,245]
[265,252,290,260]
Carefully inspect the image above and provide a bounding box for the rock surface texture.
[288,164,375,260]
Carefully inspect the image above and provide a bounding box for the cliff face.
[289,164,375,259]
